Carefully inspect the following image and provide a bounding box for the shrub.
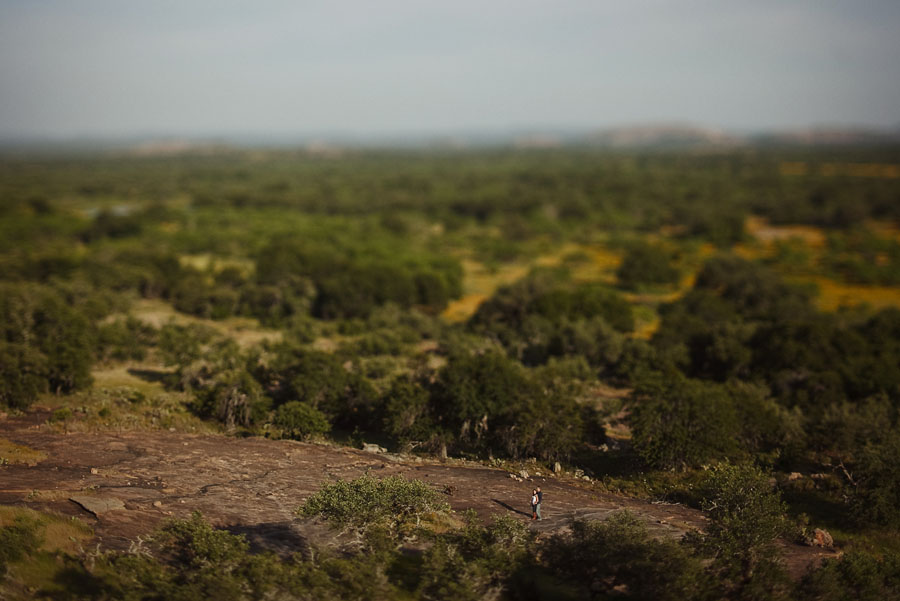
[0,283,95,400]
[543,512,709,601]
[616,241,680,290]
[848,429,900,528]
[629,372,740,469]
[298,475,449,535]
[692,462,789,600]
[382,376,434,448]
[795,549,900,601]
[195,369,268,430]
[0,343,47,410]
[0,515,43,579]
[417,511,534,600]
[273,401,330,440]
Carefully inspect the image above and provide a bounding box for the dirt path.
[0,412,833,575]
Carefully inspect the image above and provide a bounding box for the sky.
[1,0,899,139]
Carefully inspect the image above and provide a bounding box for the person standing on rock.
[531,489,538,520]
[536,486,543,521]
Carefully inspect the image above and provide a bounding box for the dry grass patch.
[0,506,93,555]
[792,276,900,312]
[129,298,281,347]
[0,438,47,466]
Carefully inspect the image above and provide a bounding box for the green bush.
[0,515,43,579]
[273,401,330,440]
[298,475,449,535]
[0,343,47,410]
[692,462,789,600]
[417,511,535,600]
[629,372,741,469]
[796,549,900,601]
[543,512,709,601]
[616,241,680,290]
[0,283,95,403]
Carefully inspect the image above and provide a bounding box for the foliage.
[796,549,900,601]
[263,344,378,429]
[416,511,535,600]
[298,475,450,536]
[848,429,900,528]
[692,462,790,600]
[629,372,741,469]
[273,401,331,440]
[0,283,95,408]
[616,240,681,289]
[0,515,43,579]
[543,512,709,600]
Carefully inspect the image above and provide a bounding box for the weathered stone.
[812,528,834,548]
[788,472,803,481]
[152,501,163,508]
[518,470,529,480]
[553,462,562,474]
[362,443,387,454]
[70,495,125,516]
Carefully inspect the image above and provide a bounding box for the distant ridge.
[584,124,740,149]
[2,124,899,154]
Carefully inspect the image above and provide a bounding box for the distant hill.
[583,124,740,149]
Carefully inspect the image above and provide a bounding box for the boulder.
[553,462,562,474]
[812,528,834,548]
[518,469,529,480]
[788,472,803,481]
[362,443,387,454]
[70,495,125,516]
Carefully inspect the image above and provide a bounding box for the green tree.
[543,512,710,601]
[616,241,680,290]
[629,372,741,469]
[273,401,330,440]
[693,463,789,600]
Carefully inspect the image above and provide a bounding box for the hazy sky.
[1,0,899,138]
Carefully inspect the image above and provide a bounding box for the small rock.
[362,443,387,454]
[553,462,562,474]
[169,427,176,432]
[152,501,163,508]
[90,468,99,475]
[518,470,529,479]
[788,472,803,481]
[582,475,591,482]
[509,473,517,480]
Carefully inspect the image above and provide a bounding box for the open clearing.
[0,410,834,577]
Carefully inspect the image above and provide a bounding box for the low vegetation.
[2,147,900,597]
